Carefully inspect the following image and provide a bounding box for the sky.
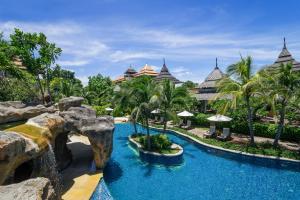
[1,0,300,85]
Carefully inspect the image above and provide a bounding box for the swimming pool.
[97,123,300,200]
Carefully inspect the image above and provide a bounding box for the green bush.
[138,134,172,151]
[193,113,211,126]
[151,134,172,150]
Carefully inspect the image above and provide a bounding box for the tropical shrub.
[138,134,172,151]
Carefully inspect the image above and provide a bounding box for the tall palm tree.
[217,56,258,145]
[113,81,139,134]
[153,79,188,133]
[258,63,300,147]
[130,76,156,150]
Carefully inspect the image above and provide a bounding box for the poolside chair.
[204,126,216,138]
[160,116,164,124]
[182,120,192,129]
[217,128,231,141]
[154,116,159,122]
[177,119,184,127]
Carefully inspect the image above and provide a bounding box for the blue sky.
[1,0,300,85]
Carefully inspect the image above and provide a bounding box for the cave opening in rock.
[14,160,34,183]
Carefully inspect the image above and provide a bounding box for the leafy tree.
[10,29,61,104]
[217,56,258,145]
[0,32,24,79]
[182,80,197,89]
[84,74,113,106]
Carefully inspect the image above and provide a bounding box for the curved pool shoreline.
[93,123,300,200]
[148,125,300,166]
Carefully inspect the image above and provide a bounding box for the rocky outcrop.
[81,117,114,169]
[0,96,114,195]
[26,113,72,171]
[58,96,84,111]
[0,103,56,124]
[0,131,40,185]
[59,106,96,133]
[0,177,57,200]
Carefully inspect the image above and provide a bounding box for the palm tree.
[130,76,156,150]
[217,56,258,145]
[153,79,188,133]
[113,81,139,134]
[258,63,300,147]
[113,76,155,150]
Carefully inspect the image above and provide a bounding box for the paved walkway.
[187,127,300,151]
[61,135,102,200]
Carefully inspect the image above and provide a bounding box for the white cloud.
[110,50,159,62]
[76,75,89,86]
[58,59,90,66]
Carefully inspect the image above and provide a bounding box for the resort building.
[114,66,137,83]
[194,58,226,111]
[113,64,159,83]
[134,64,159,77]
[271,38,300,71]
[155,60,182,84]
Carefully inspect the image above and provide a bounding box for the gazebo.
[194,58,226,112]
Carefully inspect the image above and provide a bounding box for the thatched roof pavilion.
[272,38,300,71]
[155,59,181,84]
[194,58,225,101]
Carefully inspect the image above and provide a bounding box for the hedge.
[193,113,300,142]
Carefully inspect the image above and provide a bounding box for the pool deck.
[61,135,102,200]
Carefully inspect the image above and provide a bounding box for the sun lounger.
[204,126,216,138]
[182,120,192,129]
[177,119,184,127]
[217,128,231,141]
[160,116,164,124]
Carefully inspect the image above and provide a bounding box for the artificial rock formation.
[58,96,84,111]
[0,177,57,200]
[0,102,56,124]
[81,117,114,169]
[0,131,40,185]
[0,96,114,188]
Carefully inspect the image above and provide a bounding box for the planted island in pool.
[128,133,183,165]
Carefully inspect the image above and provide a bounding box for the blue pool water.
[97,123,300,200]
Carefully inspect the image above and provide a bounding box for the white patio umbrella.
[177,110,194,117]
[151,109,161,114]
[207,114,232,122]
[177,110,194,125]
[105,107,114,112]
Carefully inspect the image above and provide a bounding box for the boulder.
[81,117,114,169]
[0,177,58,200]
[0,131,39,185]
[59,106,96,133]
[26,113,66,140]
[58,96,84,111]
[0,104,56,124]
[0,101,26,109]
[26,113,71,170]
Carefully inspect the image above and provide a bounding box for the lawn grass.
[150,124,300,160]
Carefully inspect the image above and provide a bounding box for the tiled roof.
[134,64,158,77]
[198,59,225,89]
